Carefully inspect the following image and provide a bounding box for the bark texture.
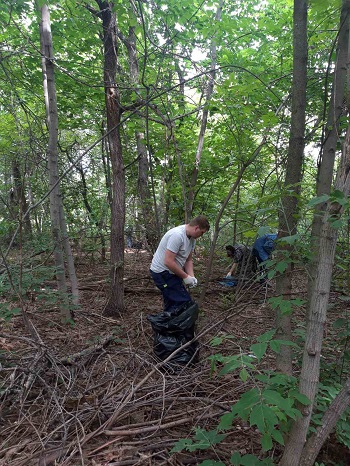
[40,4,66,295]
[275,0,308,375]
[279,2,350,463]
[95,1,125,316]
[39,4,79,311]
[300,377,350,466]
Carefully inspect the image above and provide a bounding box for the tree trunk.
[94,1,125,317]
[186,0,223,220]
[12,159,32,237]
[58,200,79,306]
[122,25,159,252]
[279,2,350,463]
[39,4,68,303]
[136,131,159,252]
[39,4,79,311]
[300,377,350,466]
[275,0,308,375]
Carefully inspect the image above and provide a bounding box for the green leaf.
[290,390,311,405]
[338,296,350,301]
[333,318,348,329]
[230,452,242,465]
[218,358,242,375]
[239,388,260,407]
[210,336,224,346]
[231,389,260,421]
[331,189,346,203]
[271,429,285,445]
[193,428,226,448]
[284,407,302,420]
[261,404,279,429]
[276,261,288,273]
[279,300,293,315]
[240,368,249,382]
[240,454,261,465]
[278,234,300,244]
[250,404,266,432]
[218,410,236,430]
[257,329,276,343]
[170,438,193,452]
[290,298,306,307]
[269,340,281,353]
[274,339,298,347]
[261,432,273,451]
[262,390,289,409]
[307,194,329,207]
[250,342,268,361]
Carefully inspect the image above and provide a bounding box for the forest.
[1,0,350,465]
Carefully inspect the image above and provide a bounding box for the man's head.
[226,245,236,258]
[187,215,210,238]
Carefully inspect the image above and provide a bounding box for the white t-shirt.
[150,225,195,273]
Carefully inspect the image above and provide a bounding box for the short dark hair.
[226,245,235,255]
[189,215,210,231]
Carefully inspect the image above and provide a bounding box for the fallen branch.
[59,335,115,365]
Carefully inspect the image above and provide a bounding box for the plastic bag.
[219,277,238,287]
[147,300,199,333]
[147,301,199,367]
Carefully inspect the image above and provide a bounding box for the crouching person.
[225,244,257,280]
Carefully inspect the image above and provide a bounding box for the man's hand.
[184,276,197,288]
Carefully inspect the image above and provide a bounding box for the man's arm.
[164,249,189,279]
[227,262,238,276]
[184,252,194,277]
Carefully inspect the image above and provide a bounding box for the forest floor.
[0,248,349,466]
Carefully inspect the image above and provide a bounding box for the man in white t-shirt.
[150,215,210,312]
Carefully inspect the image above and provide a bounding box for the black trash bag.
[152,332,199,365]
[147,301,199,367]
[147,300,199,333]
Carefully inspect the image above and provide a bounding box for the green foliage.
[199,461,226,466]
[268,296,306,316]
[170,427,226,453]
[0,245,77,320]
[307,194,330,207]
[218,385,305,451]
[313,383,350,450]
[174,329,309,462]
[230,453,274,466]
[0,306,21,322]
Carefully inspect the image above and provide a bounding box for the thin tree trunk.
[58,199,79,306]
[275,0,308,375]
[12,160,32,237]
[39,4,67,301]
[92,1,125,316]
[300,377,350,466]
[136,131,159,251]
[280,2,350,463]
[186,0,223,220]
[122,25,159,252]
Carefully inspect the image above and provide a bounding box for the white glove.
[226,274,232,278]
[184,276,197,288]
